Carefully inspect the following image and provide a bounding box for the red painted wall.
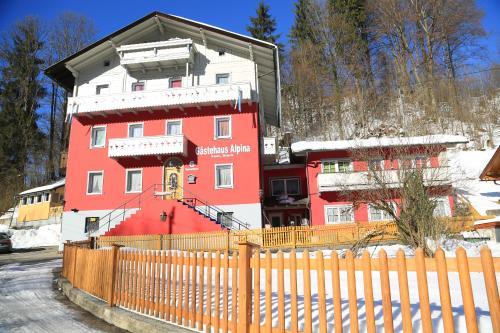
[64,103,261,212]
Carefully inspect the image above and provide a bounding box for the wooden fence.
[96,219,473,251]
[62,242,500,333]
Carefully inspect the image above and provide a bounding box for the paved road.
[0,256,126,332]
[0,246,61,266]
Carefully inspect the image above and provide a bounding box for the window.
[132,82,145,91]
[369,203,396,221]
[84,217,100,233]
[90,126,106,148]
[96,84,109,95]
[22,197,27,205]
[216,73,230,85]
[217,212,233,228]
[169,77,182,88]
[214,116,231,139]
[399,156,430,169]
[433,197,451,217]
[87,171,103,195]
[215,164,233,189]
[125,169,142,193]
[322,160,352,173]
[271,178,300,196]
[415,156,430,168]
[369,158,384,171]
[44,193,50,202]
[36,194,42,203]
[288,214,302,226]
[166,120,182,135]
[128,123,143,138]
[325,205,354,224]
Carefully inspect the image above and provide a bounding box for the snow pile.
[361,239,500,258]
[9,224,61,249]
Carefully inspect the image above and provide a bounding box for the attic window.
[103,60,110,67]
[218,49,226,56]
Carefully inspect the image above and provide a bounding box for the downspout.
[305,151,312,226]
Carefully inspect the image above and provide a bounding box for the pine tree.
[0,16,47,209]
[246,1,283,54]
[289,0,320,48]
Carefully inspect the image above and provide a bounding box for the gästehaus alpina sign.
[195,144,251,157]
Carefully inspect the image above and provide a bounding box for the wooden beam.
[155,17,165,35]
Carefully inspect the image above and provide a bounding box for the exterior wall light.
[160,211,167,221]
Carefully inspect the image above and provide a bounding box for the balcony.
[108,135,186,159]
[116,39,195,71]
[317,167,451,192]
[67,82,253,116]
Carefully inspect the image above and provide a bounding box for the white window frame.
[433,196,451,217]
[131,81,145,92]
[169,77,183,88]
[215,163,234,189]
[127,122,144,138]
[321,159,353,173]
[95,83,110,95]
[270,178,301,196]
[324,204,354,224]
[368,202,396,222]
[90,125,106,148]
[216,73,230,85]
[125,168,143,194]
[86,170,104,195]
[214,115,232,139]
[166,119,183,135]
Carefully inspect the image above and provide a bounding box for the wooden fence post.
[480,246,500,333]
[72,245,78,285]
[109,244,121,306]
[238,241,253,333]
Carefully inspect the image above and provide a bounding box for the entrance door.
[269,213,283,228]
[164,158,183,200]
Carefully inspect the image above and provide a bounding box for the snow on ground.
[0,223,61,249]
[448,148,500,216]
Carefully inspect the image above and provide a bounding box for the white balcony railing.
[67,82,253,116]
[263,137,277,155]
[108,135,186,158]
[317,167,451,192]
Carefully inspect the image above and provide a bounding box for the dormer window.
[132,82,145,91]
[96,84,109,95]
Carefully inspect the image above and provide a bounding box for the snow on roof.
[19,179,65,196]
[291,135,469,154]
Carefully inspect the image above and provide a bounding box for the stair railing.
[89,183,158,236]
[174,184,250,230]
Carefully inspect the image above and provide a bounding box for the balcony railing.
[108,135,186,158]
[116,39,195,70]
[317,167,451,192]
[67,82,253,116]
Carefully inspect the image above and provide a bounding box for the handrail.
[157,183,250,230]
[90,183,158,236]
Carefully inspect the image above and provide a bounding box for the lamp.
[160,211,167,221]
[70,208,79,213]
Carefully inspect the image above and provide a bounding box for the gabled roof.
[44,11,281,126]
[19,179,66,196]
[291,135,469,154]
[480,146,500,181]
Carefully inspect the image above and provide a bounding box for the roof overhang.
[44,11,281,126]
[480,147,500,181]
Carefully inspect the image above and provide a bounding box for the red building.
[46,12,468,242]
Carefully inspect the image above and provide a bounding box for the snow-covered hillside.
[0,224,61,249]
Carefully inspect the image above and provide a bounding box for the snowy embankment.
[0,224,61,249]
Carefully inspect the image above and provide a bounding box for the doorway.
[164,158,183,200]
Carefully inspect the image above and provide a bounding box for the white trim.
[127,122,144,138]
[86,170,104,195]
[90,125,107,149]
[324,204,354,224]
[214,115,232,140]
[214,163,233,189]
[166,119,183,135]
[270,177,301,197]
[95,83,110,95]
[131,81,146,92]
[320,159,353,173]
[125,168,143,193]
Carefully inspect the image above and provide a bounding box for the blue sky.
[0,0,498,65]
